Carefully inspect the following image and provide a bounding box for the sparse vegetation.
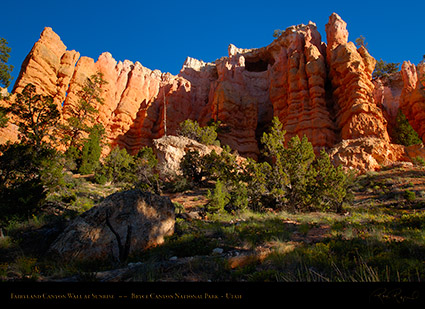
[1,105,425,284]
[355,35,368,49]
[7,83,60,148]
[243,117,353,213]
[391,109,422,146]
[61,72,107,152]
[178,119,220,146]
[373,59,400,79]
[0,37,13,88]
[273,29,283,38]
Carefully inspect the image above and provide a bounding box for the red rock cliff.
[4,13,425,171]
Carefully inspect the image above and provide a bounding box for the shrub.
[206,180,230,214]
[95,147,134,184]
[227,181,249,212]
[0,144,65,223]
[203,146,240,183]
[180,150,207,186]
[404,190,416,202]
[244,117,352,213]
[178,119,219,146]
[311,150,354,212]
[78,124,104,175]
[243,158,276,211]
[412,156,425,166]
[132,147,161,194]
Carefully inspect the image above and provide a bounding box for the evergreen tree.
[392,109,422,146]
[282,135,316,211]
[180,150,207,185]
[62,72,107,151]
[78,124,105,174]
[259,117,315,211]
[311,150,353,213]
[373,59,400,79]
[0,38,13,88]
[245,117,352,213]
[8,83,60,148]
[0,143,64,223]
[206,179,230,214]
[95,147,134,184]
[355,35,368,49]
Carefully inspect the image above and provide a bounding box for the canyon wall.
[3,13,425,171]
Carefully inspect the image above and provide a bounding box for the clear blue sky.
[2,0,424,88]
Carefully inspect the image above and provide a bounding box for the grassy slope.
[1,164,425,282]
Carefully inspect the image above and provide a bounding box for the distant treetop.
[0,38,14,88]
[373,59,400,79]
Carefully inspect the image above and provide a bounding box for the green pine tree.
[8,84,60,149]
[62,72,107,151]
[78,124,104,174]
[311,150,353,213]
[206,179,230,214]
[95,147,134,184]
[0,38,13,88]
[392,109,422,146]
[373,59,400,79]
[245,117,352,213]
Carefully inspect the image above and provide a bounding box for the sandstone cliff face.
[399,62,425,141]
[372,72,404,135]
[4,13,425,171]
[267,21,336,151]
[326,14,389,142]
[13,27,80,110]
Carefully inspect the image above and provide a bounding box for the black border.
[2,282,425,306]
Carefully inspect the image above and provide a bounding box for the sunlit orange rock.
[400,61,425,141]
[4,14,425,173]
[13,27,80,110]
[326,13,389,142]
[268,21,337,152]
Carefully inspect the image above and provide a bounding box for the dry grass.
[2,164,425,282]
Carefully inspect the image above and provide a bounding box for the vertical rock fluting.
[268,22,337,151]
[325,13,389,142]
[206,45,260,158]
[6,13,425,171]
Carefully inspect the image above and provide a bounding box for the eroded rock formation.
[3,13,425,171]
[326,14,389,142]
[399,62,425,141]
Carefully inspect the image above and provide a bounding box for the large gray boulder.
[48,189,175,262]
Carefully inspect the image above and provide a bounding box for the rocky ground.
[2,163,424,283]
